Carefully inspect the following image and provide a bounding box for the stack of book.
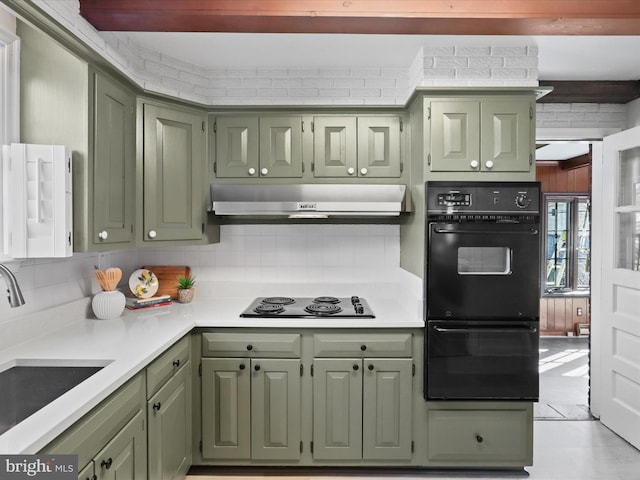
[126,294,172,310]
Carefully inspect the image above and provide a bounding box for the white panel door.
[598,126,640,449]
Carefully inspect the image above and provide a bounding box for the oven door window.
[458,246,511,275]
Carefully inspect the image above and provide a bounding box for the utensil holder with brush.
[93,267,125,319]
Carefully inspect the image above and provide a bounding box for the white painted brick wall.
[536,103,627,129]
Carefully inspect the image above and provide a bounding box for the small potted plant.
[176,275,196,303]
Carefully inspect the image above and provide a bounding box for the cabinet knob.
[239,363,246,370]
[476,434,484,443]
[261,167,269,176]
[153,402,162,411]
[248,167,256,175]
[347,167,355,175]
[148,230,157,239]
[246,344,253,351]
[368,364,374,371]
[360,344,367,351]
[485,160,494,169]
[172,359,180,368]
[470,160,479,169]
[100,458,113,470]
[352,364,359,371]
[254,364,261,371]
[98,230,108,240]
[360,167,368,175]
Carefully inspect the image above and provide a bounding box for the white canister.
[92,290,126,320]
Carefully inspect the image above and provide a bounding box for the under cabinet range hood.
[209,184,406,218]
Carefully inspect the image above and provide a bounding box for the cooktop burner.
[241,296,375,318]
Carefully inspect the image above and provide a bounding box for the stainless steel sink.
[0,359,111,435]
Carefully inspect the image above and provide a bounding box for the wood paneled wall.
[540,296,590,336]
[536,162,591,193]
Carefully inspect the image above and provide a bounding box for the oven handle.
[433,326,538,333]
[432,228,539,235]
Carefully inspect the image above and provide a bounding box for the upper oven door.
[427,222,540,319]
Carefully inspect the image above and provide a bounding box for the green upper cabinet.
[429,98,533,173]
[313,116,402,178]
[91,71,136,248]
[214,115,302,178]
[142,102,207,242]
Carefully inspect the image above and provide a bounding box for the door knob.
[360,167,368,175]
[347,167,355,175]
[148,230,157,239]
[261,167,269,176]
[352,364,359,371]
[248,167,256,175]
[470,160,479,169]
[485,160,494,169]
[153,402,161,411]
[98,231,108,240]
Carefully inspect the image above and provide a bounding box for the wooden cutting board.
[143,265,191,300]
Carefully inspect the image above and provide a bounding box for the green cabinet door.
[481,100,533,172]
[143,104,206,242]
[91,72,135,248]
[357,117,402,178]
[147,362,192,480]
[201,358,251,460]
[362,358,413,460]
[93,410,147,480]
[430,101,481,172]
[215,116,259,178]
[251,359,301,461]
[312,359,363,460]
[259,116,303,178]
[313,117,358,178]
[78,462,94,480]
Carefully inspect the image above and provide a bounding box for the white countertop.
[0,275,423,454]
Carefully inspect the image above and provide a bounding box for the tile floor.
[188,337,640,480]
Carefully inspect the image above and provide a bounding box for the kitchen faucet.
[0,263,25,308]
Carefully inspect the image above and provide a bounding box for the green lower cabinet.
[312,358,413,461]
[426,405,533,467]
[201,357,301,461]
[93,410,146,480]
[78,462,94,480]
[147,362,192,480]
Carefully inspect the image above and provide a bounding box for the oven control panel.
[427,181,541,215]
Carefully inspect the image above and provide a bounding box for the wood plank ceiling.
[78,0,640,103]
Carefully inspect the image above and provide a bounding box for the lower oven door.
[425,320,539,401]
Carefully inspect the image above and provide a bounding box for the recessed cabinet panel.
[481,101,532,172]
[251,359,301,460]
[215,117,259,178]
[312,359,363,460]
[362,358,413,460]
[430,101,480,172]
[143,104,205,242]
[94,410,146,480]
[313,117,357,177]
[259,116,302,178]
[357,117,401,178]
[201,358,251,460]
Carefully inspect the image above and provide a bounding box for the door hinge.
[427,107,431,120]
[301,121,305,133]
[311,162,315,173]
[67,157,71,173]
[529,106,534,119]
[427,153,431,166]
[400,120,404,132]
[68,232,72,246]
[199,440,203,453]
[400,162,404,174]
[311,121,314,133]
[198,363,202,376]
[310,441,314,453]
[529,153,533,166]
[202,223,205,234]
[302,162,305,173]
[213,162,217,174]
[412,363,416,377]
[202,121,205,132]
[213,121,217,133]
[300,441,303,453]
[300,364,304,376]
[411,440,415,453]
[310,364,314,376]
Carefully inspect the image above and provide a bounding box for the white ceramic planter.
[92,290,126,319]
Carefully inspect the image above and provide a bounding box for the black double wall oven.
[425,181,541,401]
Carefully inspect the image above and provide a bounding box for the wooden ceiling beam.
[538,81,640,103]
[79,0,640,35]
